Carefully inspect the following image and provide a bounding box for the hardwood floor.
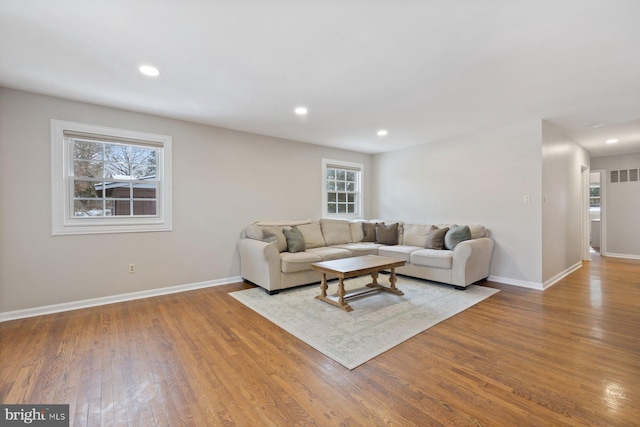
[1,254,639,426]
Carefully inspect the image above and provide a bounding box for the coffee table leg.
[315,273,353,312]
[338,277,346,307]
[389,268,404,295]
[319,273,327,298]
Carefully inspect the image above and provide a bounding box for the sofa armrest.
[451,237,494,286]
[238,238,282,291]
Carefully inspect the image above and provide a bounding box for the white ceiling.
[2,0,640,157]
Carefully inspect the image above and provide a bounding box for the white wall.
[541,121,590,284]
[591,152,640,258]
[0,88,372,313]
[372,121,544,286]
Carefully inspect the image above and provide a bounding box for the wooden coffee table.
[311,255,406,312]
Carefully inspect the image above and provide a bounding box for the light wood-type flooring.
[1,253,639,426]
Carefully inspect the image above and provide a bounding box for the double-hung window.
[51,120,172,235]
[322,159,363,218]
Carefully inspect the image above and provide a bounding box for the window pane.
[105,143,130,162]
[327,181,335,191]
[328,193,336,202]
[131,165,151,179]
[327,204,336,214]
[74,160,103,178]
[74,180,99,198]
[74,200,104,216]
[133,184,157,198]
[327,169,336,180]
[104,200,114,216]
[338,193,346,202]
[346,171,355,181]
[337,181,346,191]
[338,204,346,213]
[131,146,155,164]
[336,170,345,180]
[104,183,131,198]
[104,162,131,179]
[74,140,103,160]
[133,200,157,215]
[112,200,131,216]
[346,182,355,192]
[347,194,355,202]
[347,204,355,214]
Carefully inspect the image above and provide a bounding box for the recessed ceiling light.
[590,122,606,129]
[139,65,160,77]
[606,139,619,144]
[377,129,388,137]
[294,106,308,115]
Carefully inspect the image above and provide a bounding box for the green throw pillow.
[283,226,306,253]
[444,225,471,250]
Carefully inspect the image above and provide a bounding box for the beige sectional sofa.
[238,218,494,294]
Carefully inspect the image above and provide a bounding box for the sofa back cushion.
[245,224,264,240]
[320,218,352,246]
[438,224,487,239]
[403,224,436,247]
[262,226,288,252]
[349,221,365,242]
[297,221,326,249]
[468,224,487,239]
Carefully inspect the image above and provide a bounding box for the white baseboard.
[488,275,543,290]
[0,276,243,323]
[489,262,583,291]
[605,252,640,260]
[542,262,582,290]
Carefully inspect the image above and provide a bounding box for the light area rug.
[231,277,499,369]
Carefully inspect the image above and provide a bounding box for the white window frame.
[322,158,363,219]
[51,120,172,235]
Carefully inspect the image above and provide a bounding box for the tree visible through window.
[51,120,172,235]
[326,168,357,214]
[72,138,158,217]
[322,159,362,217]
[589,185,601,209]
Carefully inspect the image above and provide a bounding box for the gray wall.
[373,119,589,288]
[591,152,640,258]
[541,121,590,284]
[0,88,372,313]
[372,120,544,286]
[0,87,593,314]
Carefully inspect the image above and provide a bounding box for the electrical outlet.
[523,194,531,204]
[128,263,136,273]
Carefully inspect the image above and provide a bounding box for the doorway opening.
[589,171,604,254]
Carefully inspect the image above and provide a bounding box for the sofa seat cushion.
[410,249,454,269]
[333,242,382,256]
[378,245,423,262]
[280,252,322,273]
[306,247,352,261]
